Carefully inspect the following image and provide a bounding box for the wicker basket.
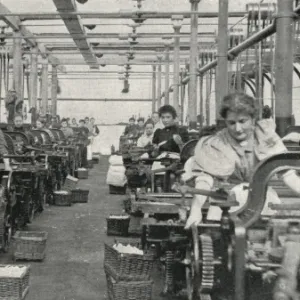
[53,191,72,206]
[0,265,30,300]
[72,189,89,203]
[107,215,130,236]
[104,241,154,281]
[123,198,131,214]
[109,185,127,195]
[63,175,79,192]
[128,215,143,236]
[75,169,89,179]
[13,231,48,261]
[106,273,153,300]
[92,156,100,164]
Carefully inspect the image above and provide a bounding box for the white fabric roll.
[87,145,93,161]
[108,155,124,166]
[106,165,127,187]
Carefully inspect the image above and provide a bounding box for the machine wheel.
[27,201,35,224]
[185,248,193,300]
[38,180,46,212]
[187,228,215,300]
[23,193,35,225]
[0,204,12,253]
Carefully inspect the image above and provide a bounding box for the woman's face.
[161,112,174,127]
[72,119,76,124]
[145,124,154,136]
[138,121,144,127]
[225,111,255,142]
[152,113,159,124]
[36,120,43,129]
[14,116,23,128]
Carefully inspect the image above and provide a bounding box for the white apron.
[151,152,180,175]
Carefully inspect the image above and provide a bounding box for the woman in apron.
[151,105,189,192]
[182,92,300,228]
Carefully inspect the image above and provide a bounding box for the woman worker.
[151,105,189,192]
[183,93,300,228]
[137,120,155,148]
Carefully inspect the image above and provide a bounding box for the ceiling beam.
[2,32,216,40]
[0,3,65,72]
[51,59,189,66]
[52,0,98,69]
[24,98,152,102]
[46,41,215,52]
[1,11,247,21]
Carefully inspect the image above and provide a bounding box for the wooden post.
[206,70,211,126]
[275,0,294,137]
[216,0,229,124]
[30,47,38,109]
[13,29,23,117]
[180,71,185,124]
[157,53,162,109]
[188,0,200,129]
[172,15,183,116]
[51,64,58,116]
[152,65,156,113]
[164,44,170,105]
[41,56,48,115]
[199,75,204,128]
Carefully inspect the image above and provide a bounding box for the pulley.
[76,0,88,4]
[246,2,277,20]
[229,28,245,48]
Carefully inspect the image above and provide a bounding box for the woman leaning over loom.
[182,92,300,228]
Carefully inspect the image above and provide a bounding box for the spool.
[246,2,277,20]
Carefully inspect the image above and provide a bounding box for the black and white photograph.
[0,0,298,299]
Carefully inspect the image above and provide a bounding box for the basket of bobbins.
[106,215,131,237]
[92,153,100,164]
[63,175,79,191]
[13,231,48,261]
[0,265,30,300]
[53,191,72,206]
[75,168,89,179]
[104,239,153,300]
[71,189,89,203]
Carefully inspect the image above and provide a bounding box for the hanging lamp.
[76,0,88,4]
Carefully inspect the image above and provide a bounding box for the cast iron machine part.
[29,130,69,193]
[127,139,198,197]
[3,131,50,213]
[4,154,47,227]
[182,152,300,300]
[0,170,15,253]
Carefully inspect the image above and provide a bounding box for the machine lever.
[172,183,228,200]
[274,237,300,300]
[268,203,300,210]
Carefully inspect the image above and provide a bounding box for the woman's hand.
[173,134,183,145]
[151,144,160,157]
[3,159,12,171]
[153,144,159,151]
[185,212,202,229]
